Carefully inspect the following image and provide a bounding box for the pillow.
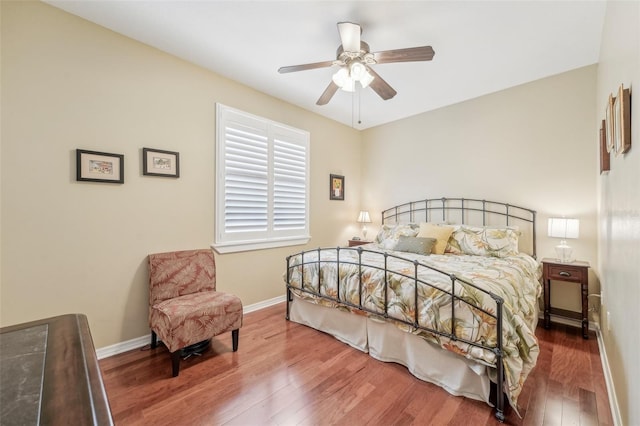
[444,225,463,254]
[416,222,454,255]
[448,225,520,258]
[375,223,420,249]
[393,236,437,255]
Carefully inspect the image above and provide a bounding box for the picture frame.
[613,94,622,155]
[76,149,124,183]
[615,85,631,155]
[329,174,344,200]
[143,148,180,178]
[605,93,615,153]
[600,119,610,174]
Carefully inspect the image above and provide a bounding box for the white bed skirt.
[289,296,491,404]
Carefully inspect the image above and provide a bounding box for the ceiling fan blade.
[278,60,335,74]
[373,46,435,64]
[337,22,361,53]
[316,81,339,105]
[365,67,397,100]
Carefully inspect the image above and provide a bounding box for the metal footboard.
[285,246,508,422]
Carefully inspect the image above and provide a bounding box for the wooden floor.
[99,303,612,425]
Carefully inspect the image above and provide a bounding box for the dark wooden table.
[0,314,113,425]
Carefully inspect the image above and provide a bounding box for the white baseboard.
[537,312,598,332]
[595,325,622,426]
[95,295,286,360]
[243,295,286,314]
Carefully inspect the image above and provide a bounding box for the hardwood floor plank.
[521,374,548,426]
[100,303,613,425]
[447,397,492,425]
[543,379,564,426]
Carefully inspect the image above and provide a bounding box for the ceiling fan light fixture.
[349,61,374,89]
[332,67,349,86]
[349,61,366,80]
[342,78,355,92]
[333,62,375,92]
[332,67,355,92]
[359,69,375,88]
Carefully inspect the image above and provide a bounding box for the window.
[213,104,310,253]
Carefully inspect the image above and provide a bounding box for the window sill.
[211,236,311,254]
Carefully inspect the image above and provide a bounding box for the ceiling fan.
[278,22,435,106]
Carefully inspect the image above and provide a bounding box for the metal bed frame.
[285,197,537,422]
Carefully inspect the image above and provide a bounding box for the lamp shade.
[357,211,371,223]
[548,218,579,239]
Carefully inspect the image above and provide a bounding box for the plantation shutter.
[214,104,310,253]
[223,120,269,235]
[273,128,307,232]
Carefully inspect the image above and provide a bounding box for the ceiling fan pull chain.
[351,90,355,128]
[358,86,362,125]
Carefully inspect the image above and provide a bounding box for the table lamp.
[547,217,579,263]
[357,211,372,240]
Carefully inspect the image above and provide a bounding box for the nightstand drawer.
[546,264,585,282]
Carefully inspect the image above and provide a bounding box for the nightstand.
[541,258,590,339]
[348,239,371,247]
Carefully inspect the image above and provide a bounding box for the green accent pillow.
[394,236,437,255]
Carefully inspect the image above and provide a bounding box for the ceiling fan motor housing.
[334,41,376,66]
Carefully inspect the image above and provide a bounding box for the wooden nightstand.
[541,258,590,339]
[348,239,371,247]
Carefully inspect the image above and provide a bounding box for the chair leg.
[171,351,181,377]
[150,331,158,349]
[232,329,239,352]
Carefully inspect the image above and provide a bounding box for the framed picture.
[329,174,344,200]
[605,93,615,153]
[143,148,180,178]
[615,85,631,155]
[76,149,124,183]
[600,119,610,174]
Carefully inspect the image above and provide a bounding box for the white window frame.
[213,104,310,253]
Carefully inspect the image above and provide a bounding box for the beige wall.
[362,66,599,313]
[596,1,640,424]
[0,1,362,347]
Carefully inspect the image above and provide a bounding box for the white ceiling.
[45,1,606,130]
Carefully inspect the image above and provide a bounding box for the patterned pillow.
[375,223,420,249]
[394,236,437,255]
[447,225,520,258]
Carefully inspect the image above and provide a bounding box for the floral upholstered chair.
[148,249,243,377]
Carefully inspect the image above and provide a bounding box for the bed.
[284,197,542,422]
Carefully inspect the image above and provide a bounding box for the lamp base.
[555,241,574,263]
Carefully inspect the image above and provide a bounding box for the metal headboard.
[381,197,537,259]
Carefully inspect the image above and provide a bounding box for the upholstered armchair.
[148,249,243,377]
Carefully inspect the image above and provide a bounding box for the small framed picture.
[143,148,180,178]
[330,174,344,200]
[600,120,610,174]
[605,93,615,153]
[615,85,631,155]
[76,149,124,183]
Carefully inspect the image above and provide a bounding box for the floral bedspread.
[286,244,542,406]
